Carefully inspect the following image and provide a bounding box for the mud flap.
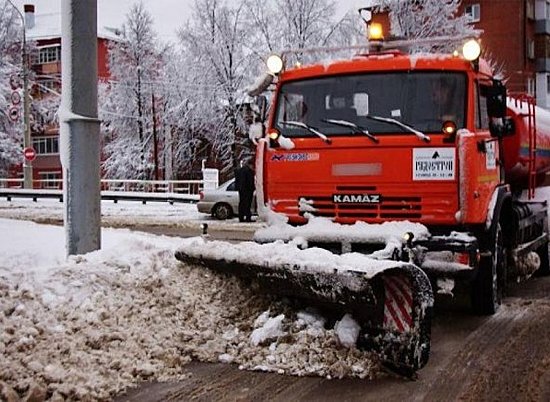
[175,243,433,371]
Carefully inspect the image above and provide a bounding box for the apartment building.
[22,4,115,187]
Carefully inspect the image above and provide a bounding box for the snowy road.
[118,277,550,402]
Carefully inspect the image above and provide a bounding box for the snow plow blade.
[175,238,433,371]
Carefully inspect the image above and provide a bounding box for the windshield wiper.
[280,121,332,144]
[365,115,431,143]
[322,119,379,143]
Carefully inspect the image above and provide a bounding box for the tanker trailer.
[504,97,550,191]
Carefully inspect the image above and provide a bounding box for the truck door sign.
[333,194,381,203]
[413,148,456,180]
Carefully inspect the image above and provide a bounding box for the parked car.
[197,180,256,220]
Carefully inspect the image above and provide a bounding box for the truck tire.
[472,223,506,315]
[535,243,550,276]
[213,203,233,220]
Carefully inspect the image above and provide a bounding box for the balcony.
[536,58,550,71]
[536,19,550,34]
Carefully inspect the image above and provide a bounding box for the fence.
[0,178,209,195]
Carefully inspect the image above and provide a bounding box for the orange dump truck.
[176,35,550,372]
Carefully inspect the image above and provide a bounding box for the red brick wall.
[461,0,536,93]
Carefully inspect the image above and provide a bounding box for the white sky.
[12,0,368,43]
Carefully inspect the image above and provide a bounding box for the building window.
[465,4,480,23]
[38,79,60,95]
[38,46,61,64]
[38,171,62,189]
[527,0,535,20]
[527,39,535,59]
[547,0,550,19]
[528,77,535,96]
[547,74,550,95]
[32,136,59,155]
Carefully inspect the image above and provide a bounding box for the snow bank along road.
[1,199,550,401]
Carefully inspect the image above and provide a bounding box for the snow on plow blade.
[175,238,434,371]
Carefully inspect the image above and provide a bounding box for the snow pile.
[334,314,361,348]
[0,218,382,401]
[254,214,430,245]
[250,314,286,346]
[235,310,380,380]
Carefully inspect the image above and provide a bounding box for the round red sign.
[23,147,36,162]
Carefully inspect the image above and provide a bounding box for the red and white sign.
[9,106,20,122]
[23,147,36,162]
[11,91,21,105]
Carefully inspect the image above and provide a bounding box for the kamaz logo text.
[332,194,381,203]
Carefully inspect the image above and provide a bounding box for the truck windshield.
[273,71,466,137]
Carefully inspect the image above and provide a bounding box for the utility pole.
[60,0,101,256]
[152,93,159,181]
[6,0,32,188]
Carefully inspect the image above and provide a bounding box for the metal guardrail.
[0,178,212,194]
[0,188,199,204]
[0,178,207,204]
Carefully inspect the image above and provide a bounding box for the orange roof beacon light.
[368,22,384,41]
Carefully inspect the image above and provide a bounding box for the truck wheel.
[472,223,506,315]
[535,243,550,276]
[213,203,233,220]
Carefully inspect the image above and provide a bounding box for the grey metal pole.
[60,0,101,256]
[22,28,32,189]
[6,0,32,188]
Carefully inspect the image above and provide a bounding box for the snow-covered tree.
[101,2,169,180]
[380,0,479,52]
[0,1,23,176]
[178,0,254,175]
[244,0,364,64]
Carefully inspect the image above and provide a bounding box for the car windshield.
[273,71,466,137]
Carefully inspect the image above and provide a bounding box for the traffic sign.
[9,74,20,90]
[9,106,20,122]
[11,91,21,105]
[23,147,36,162]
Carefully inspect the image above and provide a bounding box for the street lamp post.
[7,0,33,189]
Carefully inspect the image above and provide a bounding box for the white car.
[197,180,256,220]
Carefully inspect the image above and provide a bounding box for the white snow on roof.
[27,12,120,41]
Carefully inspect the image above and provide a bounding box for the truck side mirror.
[486,82,507,119]
[256,95,267,122]
[486,81,514,138]
[489,116,515,138]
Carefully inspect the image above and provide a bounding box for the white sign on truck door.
[413,148,456,180]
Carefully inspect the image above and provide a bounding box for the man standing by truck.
[235,158,255,222]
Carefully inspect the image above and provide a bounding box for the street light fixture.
[6,0,32,189]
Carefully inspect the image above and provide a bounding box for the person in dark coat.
[235,158,255,222]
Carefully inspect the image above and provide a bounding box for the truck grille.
[301,185,423,220]
[300,195,422,220]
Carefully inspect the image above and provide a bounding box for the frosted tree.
[178,0,254,175]
[380,0,479,52]
[101,2,168,180]
[0,1,23,176]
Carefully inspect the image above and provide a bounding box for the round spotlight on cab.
[442,120,457,136]
[266,54,284,75]
[462,39,481,61]
[268,129,280,141]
